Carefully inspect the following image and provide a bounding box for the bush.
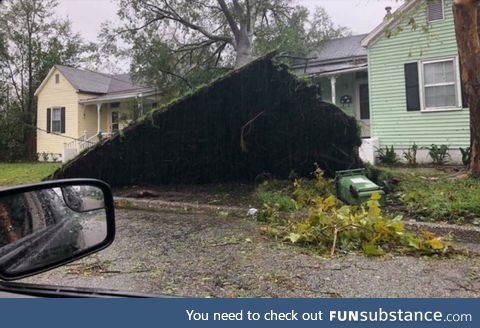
[428,144,450,165]
[256,189,298,212]
[460,147,471,166]
[40,152,50,162]
[376,146,399,165]
[50,153,60,162]
[255,166,334,212]
[0,110,28,162]
[403,143,418,166]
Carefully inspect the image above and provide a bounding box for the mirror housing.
[0,179,115,281]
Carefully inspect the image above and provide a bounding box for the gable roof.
[312,34,368,61]
[361,0,421,48]
[34,65,146,96]
[55,65,143,94]
[290,34,368,76]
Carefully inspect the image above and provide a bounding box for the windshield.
[1,0,479,299]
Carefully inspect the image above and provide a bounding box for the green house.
[292,0,469,164]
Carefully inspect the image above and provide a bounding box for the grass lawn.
[376,166,480,225]
[254,166,480,225]
[0,162,61,186]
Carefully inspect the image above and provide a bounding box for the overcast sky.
[56,0,402,42]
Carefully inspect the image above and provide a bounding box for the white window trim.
[51,106,62,133]
[418,56,463,112]
[427,0,445,23]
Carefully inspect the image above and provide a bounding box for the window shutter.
[427,0,444,22]
[461,78,469,109]
[60,107,66,133]
[459,62,469,108]
[404,63,421,111]
[46,108,51,133]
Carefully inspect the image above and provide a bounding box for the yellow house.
[35,65,160,162]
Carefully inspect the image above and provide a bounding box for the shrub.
[403,143,418,166]
[460,147,471,166]
[428,144,450,165]
[50,153,59,162]
[256,189,298,212]
[376,146,399,165]
[40,152,50,162]
[0,109,28,162]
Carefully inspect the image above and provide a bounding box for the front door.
[111,111,119,133]
[357,82,370,138]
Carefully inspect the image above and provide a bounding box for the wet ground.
[114,184,258,208]
[23,208,480,297]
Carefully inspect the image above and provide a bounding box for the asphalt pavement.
[21,208,480,297]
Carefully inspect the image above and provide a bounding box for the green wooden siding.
[368,0,470,149]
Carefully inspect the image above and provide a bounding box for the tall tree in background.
[254,6,349,57]
[103,0,346,99]
[452,0,480,175]
[0,0,93,160]
[113,0,294,68]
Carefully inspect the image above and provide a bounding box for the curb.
[114,197,480,244]
[114,197,247,217]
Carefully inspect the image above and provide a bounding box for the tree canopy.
[101,0,348,99]
[0,0,95,160]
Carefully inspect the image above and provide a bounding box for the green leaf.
[362,243,385,256]
[284,233,301,243]
[428,238,445,250]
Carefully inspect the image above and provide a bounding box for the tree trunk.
[234,29,253,67]
[453,0,480,175]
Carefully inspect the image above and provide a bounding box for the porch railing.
[62,131,111,163]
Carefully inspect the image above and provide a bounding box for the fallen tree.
[51,55,362,186]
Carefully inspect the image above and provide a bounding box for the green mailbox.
[335,169,386,206]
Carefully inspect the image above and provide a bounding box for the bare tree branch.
[217,0,240,42]
[142,0,233,43]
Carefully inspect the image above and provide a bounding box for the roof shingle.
[312,34,368,61]
[55,65,143,94]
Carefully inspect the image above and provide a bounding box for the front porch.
[316,70,377,164]
[62,91,160,162]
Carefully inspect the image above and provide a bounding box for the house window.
[420,58,460,111]
[55,74,60,84]
[427,0,444,22]
[111,111,119,133]
[51,107,62,132]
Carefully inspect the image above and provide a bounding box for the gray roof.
[55,65,144,94]
[297,61,368,76]
[312,34,368,61]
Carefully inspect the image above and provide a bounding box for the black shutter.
[461,81,469,108]
[60,107,66,133]
[404,63,421,111]
[459,62,469,108]
[46,108,51,133]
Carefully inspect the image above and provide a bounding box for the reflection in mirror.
[61,186,104,212]
[0,185,107,275]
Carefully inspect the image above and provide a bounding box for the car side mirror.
[0,179,115,281]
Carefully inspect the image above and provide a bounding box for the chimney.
[385,6,392,14]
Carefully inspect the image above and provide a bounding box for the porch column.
[96,103,102,135]
[330,75,337,104]
[137,94,143,116]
